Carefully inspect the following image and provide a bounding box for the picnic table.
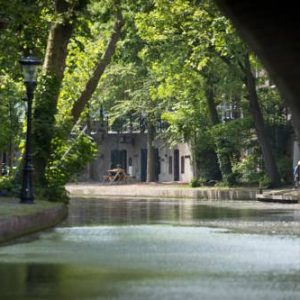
[103,167,127,184]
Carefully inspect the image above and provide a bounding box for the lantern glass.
[19,56,42,83]
[22,64,38,82]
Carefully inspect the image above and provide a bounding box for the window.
[181,156,185,174]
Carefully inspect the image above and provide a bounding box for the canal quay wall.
[0,200,67,245]
[66,183,259,201]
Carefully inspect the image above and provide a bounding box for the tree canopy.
[0,0,294,199]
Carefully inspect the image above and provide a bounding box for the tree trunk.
[71,8,124,125]
[146,124,156,182]
[205,84,220,125]
[244,53,281,187]
[205,83,233,182]
[43,1,76,80]
[32,0,87,184]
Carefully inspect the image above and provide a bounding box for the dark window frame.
[181,156,185,174]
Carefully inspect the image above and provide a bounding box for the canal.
[0,198,299,300]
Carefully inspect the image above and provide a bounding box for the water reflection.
[65,198,299,227]
[0,198,299,300]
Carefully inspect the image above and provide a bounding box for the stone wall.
[67,184,257,201]
[0,204,67,244]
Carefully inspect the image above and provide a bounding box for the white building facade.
[82,131,194,183]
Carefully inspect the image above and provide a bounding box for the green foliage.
[97,62,162,134]
[0,0,295,197]
[277,155,293,184]
[0,0,50,74]
[32,73,61,179]
[189,177,217,188]
[44,133,97,202]
[0,74,24,152]
[225,173,238,186]
[232,154,263,185]
[190,128,221,181]
[258,175,272,189]
[0,176,14,194]
[189,177,202,188]
[210,118,253,153]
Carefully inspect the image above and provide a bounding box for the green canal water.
[0,198,299,300]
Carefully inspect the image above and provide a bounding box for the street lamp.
[19,55,42,204]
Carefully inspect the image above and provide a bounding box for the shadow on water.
[0,262,174,300]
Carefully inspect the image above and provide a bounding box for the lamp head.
[19,55,42,83]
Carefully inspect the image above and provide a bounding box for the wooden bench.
[103,168,128,184]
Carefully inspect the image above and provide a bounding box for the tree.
[135,0,236,182]
[32,0,89,185]
[70,4,124,124]
[135,0,282,186]
[243,53,281,186]
[0,0,290,194]
[30,0,125,197]
[0,0,127,199]
[0,0,48,179]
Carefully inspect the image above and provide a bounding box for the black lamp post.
[19,55,41,204]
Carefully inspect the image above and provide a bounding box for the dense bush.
[232,154,264,185]
[42,133,97,202]
[189,177,202,188]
